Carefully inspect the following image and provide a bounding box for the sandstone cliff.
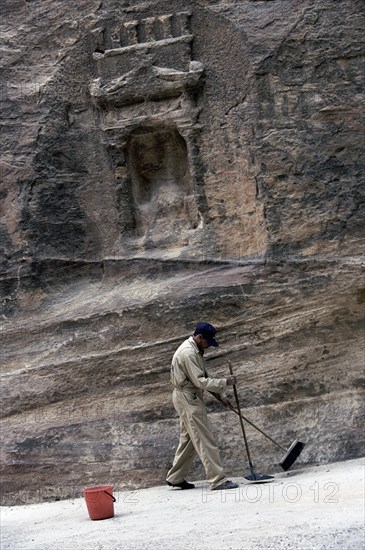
[1,0,364,505]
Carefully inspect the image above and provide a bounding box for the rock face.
[1,1,364,505]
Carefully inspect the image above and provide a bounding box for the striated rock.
[0,0,364,505]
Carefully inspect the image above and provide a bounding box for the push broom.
[228,363,274,483]
[210,370,305,471]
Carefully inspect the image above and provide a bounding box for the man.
[166,322,239,491]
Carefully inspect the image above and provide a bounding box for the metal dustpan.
[244,473,274,484]
[229,363,274,485]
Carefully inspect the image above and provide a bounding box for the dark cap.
[194,322,219,347]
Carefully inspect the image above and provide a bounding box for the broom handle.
[210,392,286,452]
[229,363,256,471]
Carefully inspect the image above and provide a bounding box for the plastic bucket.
[82,485,116,520]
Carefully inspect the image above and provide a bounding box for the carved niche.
[90,11,205,253]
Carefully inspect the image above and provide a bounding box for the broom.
[210,387,305,471]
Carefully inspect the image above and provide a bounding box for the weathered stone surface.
[0,0,364,505]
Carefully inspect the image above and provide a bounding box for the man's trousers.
[166,389,227,489]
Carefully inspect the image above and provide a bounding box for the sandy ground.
[1,458,364,550]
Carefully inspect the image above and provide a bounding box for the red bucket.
[82,485,116,520]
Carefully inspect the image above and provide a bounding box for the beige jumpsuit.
[166,336,228,489]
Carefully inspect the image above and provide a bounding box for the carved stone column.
[90,11,206,256]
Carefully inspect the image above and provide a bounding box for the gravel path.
[1,458,364,550]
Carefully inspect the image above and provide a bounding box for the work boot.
[167,480,195,490]
[212,480,239,490]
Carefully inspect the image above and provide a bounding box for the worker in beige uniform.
[166,322,239,491]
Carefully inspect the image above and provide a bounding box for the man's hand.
[226,375,237,386]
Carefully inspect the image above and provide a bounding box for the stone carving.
[90,11,204,253]
[126,124,201,247]
[90,61,204,107]
[93,12,192,52]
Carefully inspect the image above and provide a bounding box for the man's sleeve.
[183,352,227,393]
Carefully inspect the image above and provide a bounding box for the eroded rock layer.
[1,0,364,505]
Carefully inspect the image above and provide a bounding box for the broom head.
[279,440,305,471]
